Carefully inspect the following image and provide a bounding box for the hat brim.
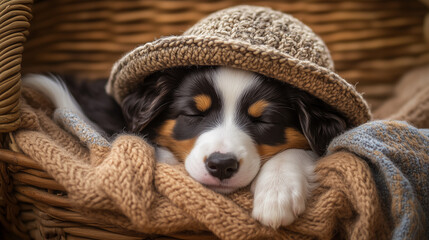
[107,35,371,126]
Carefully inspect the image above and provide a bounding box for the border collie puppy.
[24,66,348,228]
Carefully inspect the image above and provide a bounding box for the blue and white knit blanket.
[328,120,429,239]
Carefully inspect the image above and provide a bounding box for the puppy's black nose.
[205,152,239,180]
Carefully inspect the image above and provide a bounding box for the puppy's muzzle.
[205,152,239,180]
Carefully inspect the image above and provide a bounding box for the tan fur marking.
[248,100,269,118]
[257,128,310,161]
[194,94,212,112]
[155,120,196,161]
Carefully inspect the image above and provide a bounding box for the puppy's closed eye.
[120,66,348,229]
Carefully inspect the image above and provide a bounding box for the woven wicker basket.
[1,0,428,239]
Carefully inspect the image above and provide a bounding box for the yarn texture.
[328,121,429,239]
[106,5,371,127]
[16,63,429,238]
[16,88,391,240]
[15,4,429,237]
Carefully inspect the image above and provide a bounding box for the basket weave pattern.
[0,0,32,132]
[21,0,429,109]
[1,0,429,239]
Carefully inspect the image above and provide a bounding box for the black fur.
[63,76,126,136]
[294,90,349,156]
[121,67,349,155]
[121,67,195,138]
[169,67,223,140]
[237,77,301,146]
[67,66,348,155]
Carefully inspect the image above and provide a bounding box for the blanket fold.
[14,89,394,239]
[328,121,429,239]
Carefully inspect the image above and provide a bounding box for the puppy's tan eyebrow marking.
[248,100,269,118]
[194,94,212,112]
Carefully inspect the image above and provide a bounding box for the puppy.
[23,66,348,228]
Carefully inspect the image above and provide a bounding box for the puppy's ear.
[295,92,348,156]
[121,68,187,132]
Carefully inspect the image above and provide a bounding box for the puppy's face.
[155,67,310,193]
[122,67,348,193]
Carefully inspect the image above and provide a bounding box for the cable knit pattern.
[106,5,371,127]
[328,121,429,240]
[14,95,390,240]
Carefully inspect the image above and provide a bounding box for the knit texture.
[328,121,429,239]
[15,89,390,240]
[374,64,429,128]
[106,5,371,127]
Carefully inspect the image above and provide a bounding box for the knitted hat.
[106,5,371,126]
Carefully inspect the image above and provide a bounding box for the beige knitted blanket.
[14,65,429,239]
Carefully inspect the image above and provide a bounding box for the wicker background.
[1,0,429,239]
[1,0,429,132]
[0,0,32,132]
[21,0,429,111]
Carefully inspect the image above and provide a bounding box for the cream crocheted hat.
[106,5,371,126]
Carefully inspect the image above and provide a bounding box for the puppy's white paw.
[252,174,308,228]
[251,149,316,228]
